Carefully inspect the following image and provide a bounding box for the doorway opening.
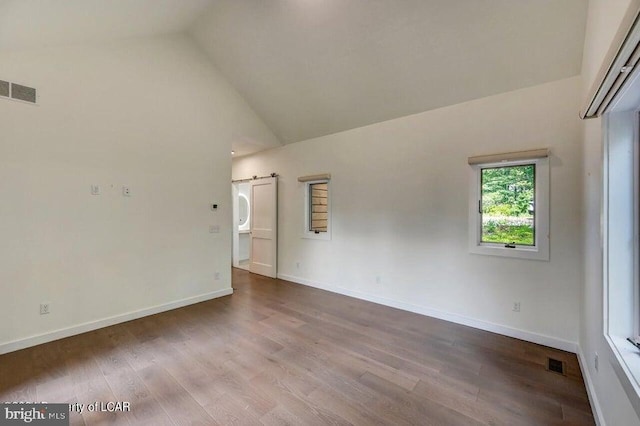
[232,181,251,271]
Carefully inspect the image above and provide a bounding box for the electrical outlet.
[214,272,221,280]
[40,303,50,315]
[91,185,101,195]
[512,302,521,312]
[122,186,131,197]
[296,262,300,269]
[595,352,599,371]
[209,225,220,233]
[375,276,381,284]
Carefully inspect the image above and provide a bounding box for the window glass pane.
[309,182,328,232]
[481,164,535,246]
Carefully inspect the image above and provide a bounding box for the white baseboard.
[0,287,233,355]
[577,345,605,425]
[277,273,577,353]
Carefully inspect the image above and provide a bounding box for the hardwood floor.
[0,269,594,425]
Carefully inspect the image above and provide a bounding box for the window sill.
[302,232,331,241]
[606,335,640,418]
[468,242,549,261]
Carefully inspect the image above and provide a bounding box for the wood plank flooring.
[0,269,594,425]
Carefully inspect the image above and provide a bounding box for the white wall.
[0,34,276,352]
[579,0,640,424]
[234,76,583,350]
[238,234,250,263]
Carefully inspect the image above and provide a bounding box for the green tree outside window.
[481,164,535,246]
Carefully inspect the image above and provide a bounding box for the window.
[309,182,329,232]
[601,107,640,410]
[301,178,331,240]
[583,3,640,413]
[469,153,549,260]
[481,164,535,246]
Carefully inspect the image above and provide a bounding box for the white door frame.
[231,182,240,268]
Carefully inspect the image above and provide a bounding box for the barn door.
[249,177,277,278]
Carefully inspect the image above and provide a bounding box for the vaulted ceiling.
[191,0,587,145]
[0,0,588,149]
[0,0,212,51]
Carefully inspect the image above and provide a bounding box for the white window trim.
[586,3,640,418]
[468,158,549,261]
[302,179,331,240]
[602,105,640,418]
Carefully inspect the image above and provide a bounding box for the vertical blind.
[309,182,328,232]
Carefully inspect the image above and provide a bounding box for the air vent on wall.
[11,83,37,104]
[0,79,37,104]
[0,80,9,98]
